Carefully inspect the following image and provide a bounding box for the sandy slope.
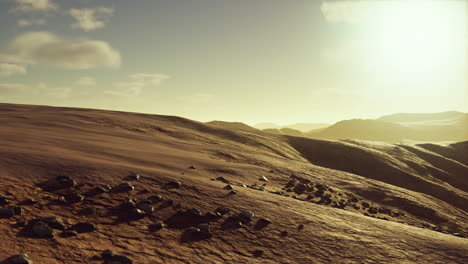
[0,104,466,264]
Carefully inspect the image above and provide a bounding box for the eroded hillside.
[0,104,466,264]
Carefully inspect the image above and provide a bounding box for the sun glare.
[360,0,467,97]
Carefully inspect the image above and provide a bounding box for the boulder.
[31,222,54,238]
[70,222,96,233]
[5,253,33,264]
[293,183,308,194]
[0,207,15,218]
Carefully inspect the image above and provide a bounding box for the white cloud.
[70,7,114,32]
[76,76,96,86]
[105,73,169,97]
[12,0,58,12]
[0,83,27,94]
[0,63,26,76]
[18,19,46,27]
[130,73,170,86]
[2,31,121,69]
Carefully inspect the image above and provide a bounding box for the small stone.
[60,193,84,204]
[61,230,78,237]
[0,207,15,218]
[297,224,304,230]
[20,199,37,205]
[165,180,181,188]
[6,253,33,264]
[187,208,202,217]
[147,195,164,203]
[31,222,54,238]
[368,207,378,214]
[238,210,254,223]
[123,208,146,221]
[255,218,271,229]
[223,184,233,190]
[129,174,140,180]
[137,203,154,214]
[182,226,212,242]
[112,182,134,193]
[258,176,269,182]
[149,222,164,231]
[101,250,117,259]
[38,216,66,230]
[361,201,370,208]
[70,222,96,233]
[293,183,308,194]
[189,165,197,169]
[216,176,229,183]
[285,180,296,188]
[214,207,230,215]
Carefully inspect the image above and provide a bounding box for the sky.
[0,0,466,125]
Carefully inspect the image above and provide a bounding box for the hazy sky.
[0,0,466,124]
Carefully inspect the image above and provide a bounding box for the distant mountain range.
[208,111,467,143]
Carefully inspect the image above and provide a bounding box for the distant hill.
[262,128,305,137]
[307,112,467,143]
[254,122,330,132]
[206,121,258,131]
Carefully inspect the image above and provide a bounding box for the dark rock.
[129,174,140,180]
[19,199,37,205]
[189,165,197,169]
[61,230,78,237]
[70,222,96,233]
[368,207,378,214]
[223,184,233,190]
[378,207,391,215]
[314,189,324,197]
[42,176,77,191]
[36,216,66,230]
[101,250,118,259]
[0,194,11,205]
[159,199,174,208]
[258,176,269,182]
[223,216,243,228]
[285,180,296,188]
[293,183,308,194]
[238,210,254,223]
[316,184,325,190]
[31,221,54,238]
[215,176,229,183]
[166,209,204,228]
[214,207,230,215]
[149,222,164,232]
[121,208,146,221]
[5,253,33,264]
[60,193,84,204]
[228,190,237,195]
[181,226,212,242]
[165,180,181,188]
[361,201,370,208]
[101,250,133,264]
[112,182,134,193]
[297,224,304,230]
[254,218,271,230]
[137,203,154,215]
[0,207,15,218]
[348,197,359,203]
[80,207,97,215]
[147,195,164,203]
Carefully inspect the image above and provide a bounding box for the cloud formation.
[18,19,46,27]
[76,76,96,86]
[105,73,169,97]
[70,7,114,32]
[0,83,27,94]
[0,63,26,76]
[320,0,376,24]
[2,31,121,69]
[12,0,58,12]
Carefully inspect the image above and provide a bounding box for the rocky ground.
[0,103,466,263]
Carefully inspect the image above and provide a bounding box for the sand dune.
[0,104,466,263]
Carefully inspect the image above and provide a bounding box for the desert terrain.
[0,103,467,263]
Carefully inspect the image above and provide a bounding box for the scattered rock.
[59,193,84,204]
[293,183,307,194]
[136,202,154,215]
[129,174,140,180]
[147,195,164,203]
[258,176,269,182]
[70,222,96,233]
[5,253,33,264]
[189,165,197,169]
[19,199,37,205]
[101,250,133,264]
[361,201,370,208]
[121,208,146,221]
[30,221,54,238]
[181,225,212,242]
[112,182,134,193]
[254,218,272,229]
[214,207,230,215]
[0,207,15,218]
[61,230,78,237]
[228,190,237,195]
[285,180,296,188]
[36,216,66,230]
[297,224,304,230]
[149,222,164,232]
[165,180,181,188]
[224,184,233,190]
[368,207,378,214]
[42,176,77,191]
[238,210,254,223]
[215,176,229,183]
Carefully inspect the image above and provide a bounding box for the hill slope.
[0,104,467,264]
